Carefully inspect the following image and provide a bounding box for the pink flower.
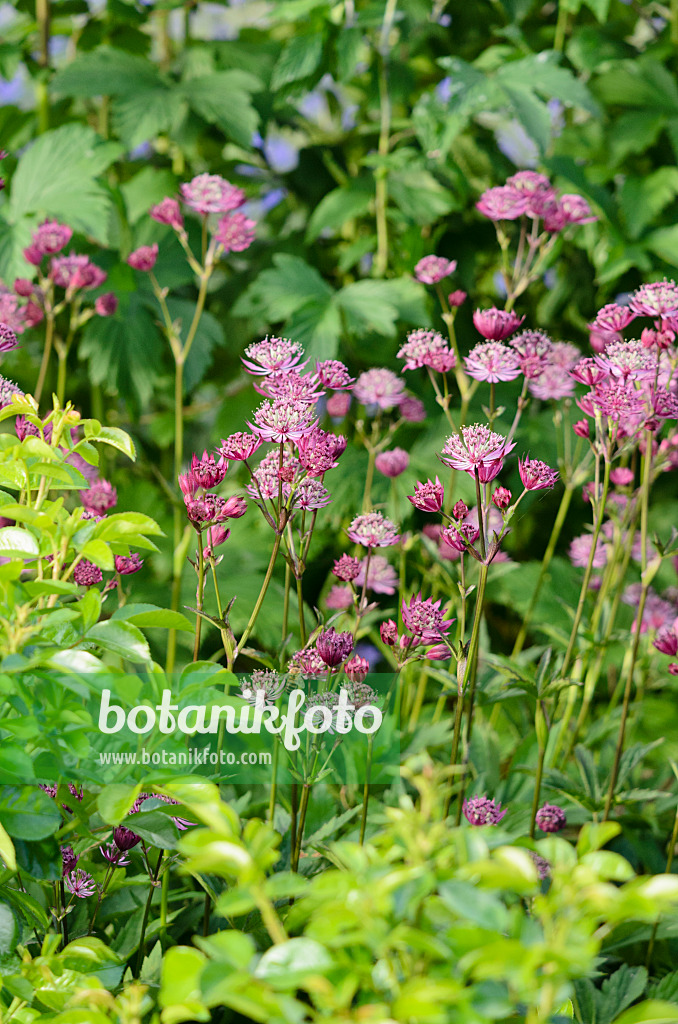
[560,194,596,224]
[401,592,454,643]
[518,457,559,491]
[354,368,405,410]
[448,289,467,307]
[399,395,426,422]
[347,511,400,548]
[589,303,636,333]
[0,376,23,408]
[345,655,369,682]
[260,369,324,405]
[440,424,515,480]
[630,280,678,318]
[115,553,143,575]
[242,337,304,376]
[326,392,351,418]
[316,359,354,390]
[64,869,96,898]
[250,399,317,443]
[73,560,103,586]
[31,220,73,256]
[81,479,117,514]
[191,450,228,489]
[413,255,457,284]
[654,626,678,656]
[127,244,158,271]
[180,173,245,215]
[355,555,398,595]
[380,620,398,645]
[492,486,512,511]
[375,448,409,478]
[464,341,522,383]
[95,292,118,317]
[215,212,256,253]
[408,477,444,513]
[476,186,528,221]
[595,340,657,381]
[51,255,106,291]
[462,795,506,826]
[150,197,184,231]
[570,357,609,387]
[297,427,346,475]
[316,627,354,667]
[203,524,230,558]
[326,584,354,610]
[441,523,479,552]
[472,307,524,341]
[591,380,647,421]
[397,328,454,371]
[23,244,44,266]
[247,448,299,500]
[528,365,576,401]
[218,432,262,461]
[535,803,566,832]
[333,554,360,581]
[0,324,18,353]
[287,478,331,510]
[610,467,634,487]
[569,533,608,569]
[14,279,34,298]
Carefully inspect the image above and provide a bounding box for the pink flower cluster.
[476,171,596,233]
[150,173,256,258]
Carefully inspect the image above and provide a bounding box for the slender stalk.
[35,0,51,133]
[34,314,54,405]
[554,2,569,51]
[297,575,306,645]
[291,782,311,872]
[362,448,377,511]
[646,799,678,969]
[193,532,205,660]
[529,737,546,839]
[236,532,282,657]
[442,689,465,819]
[359,733,374,844]
[373,0,398,277]
[136,849,163,977]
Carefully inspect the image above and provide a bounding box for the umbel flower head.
[630,279,678,318]
[64,868,96,898]
[440,425,516,482]
[464,341,522,383]
[316,627,354,667]
[249,399,317,443]
[180,173,246,215]
[462,795,507,826]
[397,328,455,371]
[347,511,400,548]
[375,448,409,478]
[408,477,444,513]
[535,803,567,833]
[0,323,19,354]
[518,457,559,491]
[315,359,354,390]
[413,255,457,284]
[354,368,406,411]
[401,592,454,644]
[242,337,305,376]
[241,669,286,705]
[472,307,525,341]
[215,212,256,253]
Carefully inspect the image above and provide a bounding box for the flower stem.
[236,532,282,657]
[646,795,678,969]
[193,531,205,661]
[359,733,374,844]
[136,848,163,977]
[34,314,54,406]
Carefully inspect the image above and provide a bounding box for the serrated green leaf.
[306,179,374,241]
[86,619,151,662]
[271,33,323,90]
[181,71,261,148]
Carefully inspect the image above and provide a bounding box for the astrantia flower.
[569,533,608,569]
[95,293,118,317]
[51,254,106,291]
[316,627,354,667]
[0,323,18,354]
[589,303,636,333]
[297,427,346,475]
[380,620,398,645]
[287,478,332,510]
[592,380,647,421]
[414,255,457,284]
[191,450,227,489]
[127,244,158,271]
[100,843,130,866]
[472,308,525,341]
[65,869,96,898]
[241,669,286,704]
[215,212,256,253]
[401,592,454,643]
[0,376,23,408]
[180,173,245,215]
[440,425,516,481]
[289,648,329,677]
[462,796,507,826]
[595,340,657,381]
[375,448,409,478]
[0,291,27,334]
[61,845,78,875]
[492,486,512,511]
[408,477,444,512]
[448,289,467,307]
[185,494,246,526]
[518,457,559,491]
[115,553,143,575]
[476,186,528,221]
[570,357,609,387]
[250,399,317,443]
[81,478,117,515]
[506,170,552,194]
[560,194,597,224]
[32,220,73,256]
[326,584,354,610]
[465,341,522,383]
[218,432,262,461]
[654,626,678,656]
[535,803,567,833]
[247,449,300,500]
[73,560,103,586]
[651,388,678,419]
[354,368,405,410]
[113,825,141,851]
[630,280,678,318]
[242,337,304,376]
[399,395,427,422]
[150,197,184,231]
[509,329,552,360]
[441,522,479,552]
[397,328,454,371]
[549,342,581,369]
[326,392,351,418]
[610,467,634,487]
[355,555,398,595]
[333,554,360,581]
[347,511,400,548]
[345,655,370,682]
[315,359,354,390]
[260,369,324,405]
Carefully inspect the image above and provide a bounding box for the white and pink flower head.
[242,336,305,376]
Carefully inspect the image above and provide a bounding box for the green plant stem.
[268,736,281,825]
[407,668,428,732]
[34,314,54,406]
[297,575,306,645]
[236,532,283,657]
[442,687,465,819]
[35,0,51,132]
[362,447,377,511]
[193,531,204,660]
[529,740,546,839]
[373,0,397,277]
[292,781,311,872]
[646,799,678,969]
[554,2,568,52]
[512,483,574,656]
[359,733,374,844]
[136,848,163,977]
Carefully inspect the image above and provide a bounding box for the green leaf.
[254,937,333,989]
[233,253,333,321]
[82,423,137,461]
[0,526,39,559]
[335,280,400,337]
[306,178,374,241]
[0,819,16,871]
[181,71,261,148]
[500,84,552,154]
[97,784,142,825]
[8,124,121,242]
[52,46,168,98]
[80,294,165,407]
[112,604,194,632]
[0,787,61,840]
[577,821,622,855]
[86,619,151,662]
[130,809,179,850]
[612,1001,678,1024]
[620,168,678,239]
[645,224,678,268]
[271,33,323,90]
[389,168,456,223]
[121,166,179,225]
[114,90,184,149]
[0,901,19,957]
[598,965,648,1024]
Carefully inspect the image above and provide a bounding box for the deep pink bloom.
[247,448,300,500]
[316,359,354,390]
[100,843,130,867]
[414,255,457,284]
[492,486,512,511]
[465,341,522,383]
[654,626,678,656]
[610,467,634,487]
[345,655,369,682]
[518,457,559,491]
[510,329,552,362]
[347,511,400,548]
[316,627,354,667]
[641,326,674,350]
[440,425,516,480]
[472,307,524,341]
[191,450,227,489]
[250,399,317,443]
[541,199,568,233]
[397,328,454,371]
[81,479,117,514]
[203,524,230,558]
[113,825,141,851]
[589,303,636,333]
[127,244,158,271]
[592,380,647,421]
[150,197,184,231]
[32,220,73,256]
[0,376,23,409]
[65,869,96,898]
[73,560,103,586]
[14,279,34,298]
[354,368,405,410]
[61,845,78,875]
[0,324,18,353]
[242,337,304,376]
[258,369,324,405]
[380,620,398,645]
[375,448,409,478]
[287,478,332,510]
[441,523,479,552]
[51,255,106,291]
[630,280,678,318]
[95,292,118,317]
[408,478,445,513]
[560,194,597,224]
[180,173,245,215]
[185,493,246,526]
[570,357,609,387]
[573,419,590,439]
[326,392,352,418]
[297,427,346,475]
[448,289,467,308]
[535,803,566,833]
[219,432,262,461]
[333,554,360,581]
[462,795,506,825]
[569,533,608,569]
[215,212,256,253]
[401,592,454,643]
[476,186,528,221]
[452,500,469,519]
[23,244,44,266]
[115,553,144,575]
[326,585,353,610]
[399,395,426,422]
[355,555,398,595]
